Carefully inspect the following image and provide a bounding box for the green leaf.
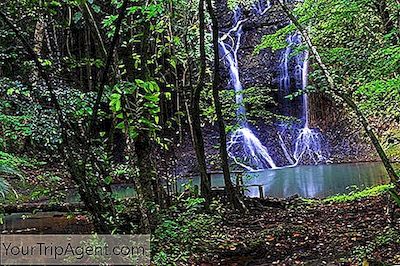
[128,129,139,139]
[164,92,171,101]
[73,12,83,24]
[6,88,14,95]
[115,121,125,129]
[104,175,112,185]
[144,95,159,102]
[91,4,101,13]
[109,93,122,112]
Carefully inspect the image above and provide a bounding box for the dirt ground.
[200,196,400,265]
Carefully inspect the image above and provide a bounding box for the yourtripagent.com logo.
[0,234,150,265]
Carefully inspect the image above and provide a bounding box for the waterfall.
[258,28,325,166]
[301,50,310,128]
[278,35,293,116]
[292,47,325,164]
[279,33,324,165]
[254,0,271,15]
[278,33,324,166]
[219,9,246,122]
[220,1,325,171]
[220,7,277,171]
[277,34,297,165]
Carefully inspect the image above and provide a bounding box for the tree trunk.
[277,0,400,190]
[88,0,129,136]
[133,135,156,233]
[31,16,46,86]
[123,5,167,231]
[191,0,212,204]
[83,2,108,57]
[205,0,247,212]
[374,0,397,43]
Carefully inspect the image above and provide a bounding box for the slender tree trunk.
[138,17,161,204]
[206,0,247,211]
[88,0,129,136]
[85,28,93,91]
[277,0,400,190]
[31,16,46,86]
[83,2,108,57]
[374,0,397,43]
[133,134,156,233]
[192,0,212,204]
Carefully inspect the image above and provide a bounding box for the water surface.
[181,162,392,198]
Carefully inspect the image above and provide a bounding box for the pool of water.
[180,162,393,198]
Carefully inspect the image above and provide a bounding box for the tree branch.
[88,0,129,139]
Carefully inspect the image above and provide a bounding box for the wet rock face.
[217,0,306,122]
[217,0,288,97]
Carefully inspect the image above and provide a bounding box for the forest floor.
[196,195,400,266]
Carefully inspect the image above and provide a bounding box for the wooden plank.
[258,185,264,199]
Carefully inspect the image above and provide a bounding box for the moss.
[302,184,394,204]
[382,128,400,161]
[227,0,258,10]
[323,184,394,203]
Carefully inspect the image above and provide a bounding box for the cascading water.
[254,0,271,15]
[278,35,294,116]
[277,33,325,165]
[292,49,325,164]
[220,7,276,171]
[277,35,296,165]
[221,1,326,171]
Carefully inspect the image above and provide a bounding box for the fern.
[0,164,20,198]
[0,177,11,198]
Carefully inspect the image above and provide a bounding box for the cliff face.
[217,0,287,104]
[216,0,377,164]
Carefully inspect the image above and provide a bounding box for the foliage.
[217,85,277,131]
[320,184,394,203]
[0,152,25,198]
[227,0,257,10]
[0,79,32,151]
[352,228,400,263]
[256,0,400,124]
[109,80,163,140]
[354,77,400,120]
[0,165,13,198]
[387,189,400,207]
[381,129,400,160]
[0,78,97,151]
[0,151,33,169]
[254,24,296,53]
[152,197,225,264]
